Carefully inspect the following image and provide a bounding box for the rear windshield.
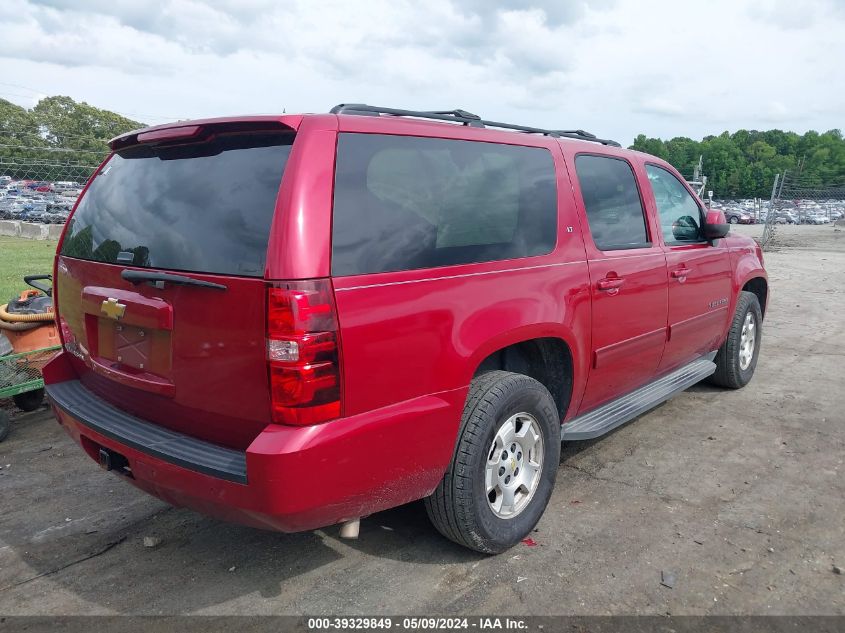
[61,132,294,277]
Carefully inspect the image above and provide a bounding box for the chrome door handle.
[597,277,625,295]
[670,267,690,282]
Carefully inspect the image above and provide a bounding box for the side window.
[332,134,557,276]
[645,164,704,244]
[574,155,650,251]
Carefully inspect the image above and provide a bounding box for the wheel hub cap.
[739,312,756,370]
[485,412,544,519]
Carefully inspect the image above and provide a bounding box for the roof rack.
[329,103,621,147]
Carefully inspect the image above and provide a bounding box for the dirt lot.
[1,224,843,616]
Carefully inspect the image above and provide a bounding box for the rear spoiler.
[109,116,302,151]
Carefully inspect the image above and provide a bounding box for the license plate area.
[113,324,151,370]
[79,286,175,381]
[85,315,173,377]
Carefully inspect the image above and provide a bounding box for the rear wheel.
[729,216,739,224]
[425,371,560,554]
[13,388,44,412]
[710,291,762,389]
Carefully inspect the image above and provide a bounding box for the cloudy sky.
[1,0,843,145]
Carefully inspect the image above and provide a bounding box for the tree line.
[3,95,844,199]
[631,129,845,199]
[0,96,143,182]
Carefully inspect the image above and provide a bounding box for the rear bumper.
[47,379,247,483]
[44,352,465,533]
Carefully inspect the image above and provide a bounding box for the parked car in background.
[44,105,768,554]
[53,181,80,192]
[47,199,72,214]
[725,209,754,224]
[0,181,80,224]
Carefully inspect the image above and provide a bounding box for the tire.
[13,388,44,412]
[710,291,763,389]
[424,371,560,554]
[729,216,739,224]
[0,410,9,442]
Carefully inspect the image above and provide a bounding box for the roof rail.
[329,103,621,147]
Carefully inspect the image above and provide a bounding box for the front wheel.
[729,216,740,224]
[425,371,560,554]
[710,291,763,389]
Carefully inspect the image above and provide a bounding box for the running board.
[561,356,717,441]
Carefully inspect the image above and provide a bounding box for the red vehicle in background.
[21,180,53,192]
[44,105,767,553]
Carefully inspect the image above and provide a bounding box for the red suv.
[44,105,767,553]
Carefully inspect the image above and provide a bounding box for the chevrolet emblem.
[101,297,126,320]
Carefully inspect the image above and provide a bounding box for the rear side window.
[574,155,650,251]
[331,133,557,276]
[61,132,294,277]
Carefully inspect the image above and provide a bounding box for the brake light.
[137,125,202,144]
[266,280,341,425]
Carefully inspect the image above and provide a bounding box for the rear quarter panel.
[333,258,592,418]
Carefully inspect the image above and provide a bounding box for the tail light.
[266,279,341,425]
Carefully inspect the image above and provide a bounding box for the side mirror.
[671,215,701,242]
[702,209,730,240]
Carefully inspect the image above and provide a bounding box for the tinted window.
[331,134,557,276]
[574,155,649,250]
[61,132,293,276]
[646,164,704,244]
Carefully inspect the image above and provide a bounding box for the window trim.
[644,161,708,247]
[573,152,653,253]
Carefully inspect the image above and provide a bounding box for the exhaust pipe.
[339,518,360,539]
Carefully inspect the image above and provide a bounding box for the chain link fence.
[760,171,845,250]
[0,142,105,224]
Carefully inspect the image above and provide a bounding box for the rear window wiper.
[121,270,227,291]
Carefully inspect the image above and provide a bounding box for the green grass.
[0,236,58,304]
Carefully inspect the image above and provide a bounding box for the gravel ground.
[0,223,843,616]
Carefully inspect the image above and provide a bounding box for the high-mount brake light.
[137,125,202,144]
[266,280,341,425]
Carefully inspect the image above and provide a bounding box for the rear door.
[56,125,295,450]
[569,152,668,412]
[643,163,732,372]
